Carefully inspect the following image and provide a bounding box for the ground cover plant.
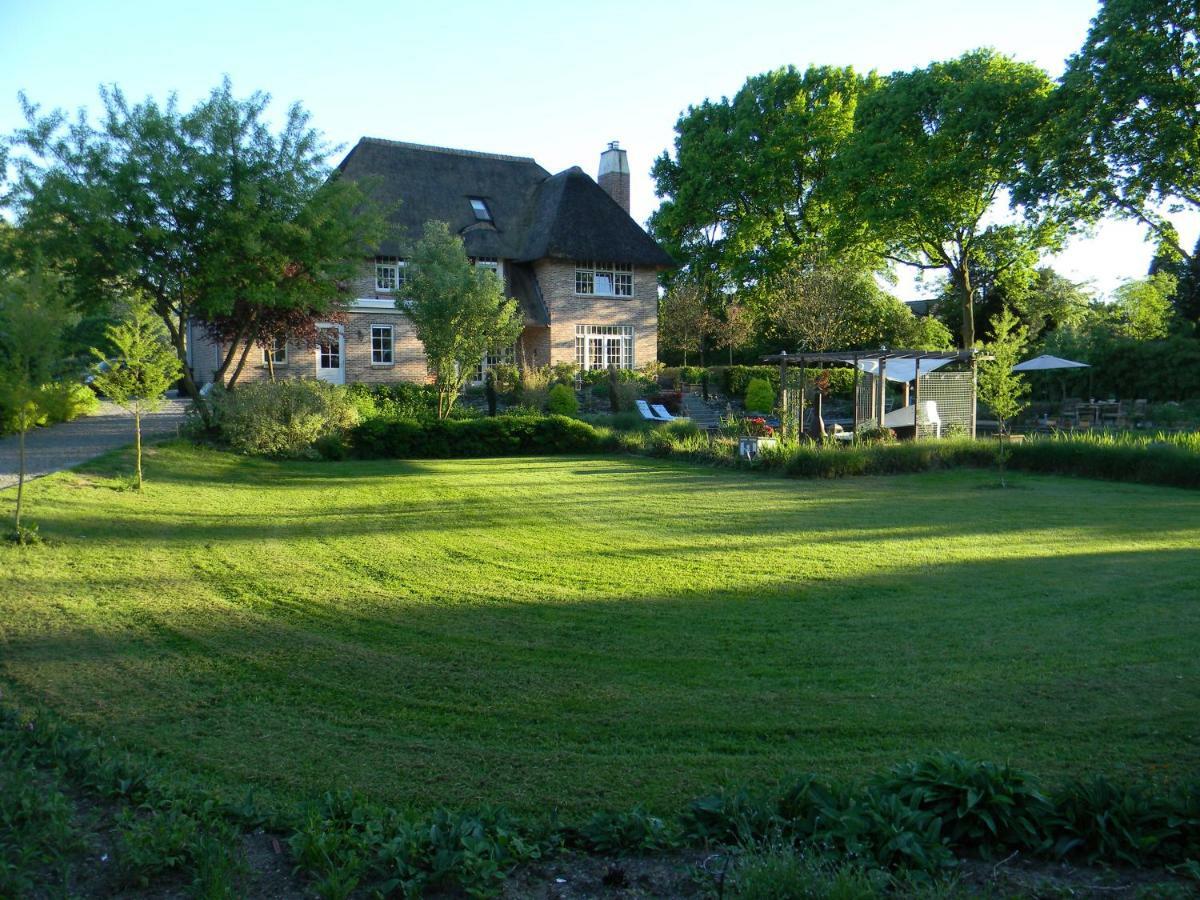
[2,444,1198,823]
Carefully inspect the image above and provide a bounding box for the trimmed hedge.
[351,413,605,459]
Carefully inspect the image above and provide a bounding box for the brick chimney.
[598,141,630,214]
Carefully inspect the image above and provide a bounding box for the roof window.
[469,197,492,222]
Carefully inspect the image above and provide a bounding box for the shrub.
[210,379,359,458]
[573,805,676,854]
[546,383,579,416]
[345,382,437,422]
[351,413,605,459]
[39,380,100,425]
[744,378,776,414]
[1044,777,1176,866]
[877,755,1049,856]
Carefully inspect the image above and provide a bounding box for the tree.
[0,270,68,541]
[404,221,522,419]
[1057,0,1200,264]
[977,306,1030,437]
[658,278,716,365]
[841,49,1074,348]
[1112,272,1177,340]
[4,79,383,422]
[89,298,183,490]
[651,66,879,290]
[202,299,342,385]
[715,301,756,365]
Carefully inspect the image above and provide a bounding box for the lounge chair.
[651,403,686,422]
[882,401,941,438]
[636,399,669,422]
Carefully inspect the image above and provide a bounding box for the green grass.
[2,443,1198,818]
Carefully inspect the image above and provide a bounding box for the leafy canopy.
[1057,0,1200,262]
[403,221,522,419]
[3,79,383,410]
[840,49,1072,348]
[651,65,879,291]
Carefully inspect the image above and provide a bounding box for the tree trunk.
[227,339,255,390]
[134,405,143,491]
[169,326,212,427]
[266,347,276,383]
[958,264,976,348]
[15,423,25,534]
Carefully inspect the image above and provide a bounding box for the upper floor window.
[469,198,492,222]
[575,261,633,297]
[473,256,499,276]
[375,256,406,292]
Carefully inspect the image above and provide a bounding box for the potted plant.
[738,416,778,460]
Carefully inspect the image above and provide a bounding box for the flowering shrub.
[744,417,775,437]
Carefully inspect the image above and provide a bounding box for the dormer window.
[469,198,492,222]
[375,256,405,292]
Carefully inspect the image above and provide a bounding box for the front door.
[316,327,344,384]
[586,335,624,371]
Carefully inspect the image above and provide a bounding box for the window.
[469,198,492,222]
[574,261,633,297]
[575,325,633,371]
[473,256,499,276]
[473,344,515,383]
[371,325,394,365]
[375,257,406,292]
[261,336,287,366]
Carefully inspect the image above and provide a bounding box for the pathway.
[0,398,189,490]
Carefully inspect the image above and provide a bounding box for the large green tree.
[3,79,382,421]
[840,49,1074,348]
[403,221,522,419]
[1056,0,1200,264]
[650,65,878,292]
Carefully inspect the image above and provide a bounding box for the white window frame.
[473,256,499,276]
[370,324,394,365]
[473,343,515,384]
[375,257,406,292]
[575,324,634,371]
[574,261,634,298]
[261,336,287,366]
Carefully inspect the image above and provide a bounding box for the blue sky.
[2,0,1195,299]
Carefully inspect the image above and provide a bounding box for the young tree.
[658,278,715,365]
[89,299,183,490]
[841,50,1074,348]
[4,80,383,422]
[1056,0,1200,264]
[766,267,876,352]
[977,306,1031,437]
[715,301,756,365]
[651,65,879,290]
[0,270,68,541]
[404,221,521,419]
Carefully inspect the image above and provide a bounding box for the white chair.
[920,400,942,438]
[651,403,686,422]
[636,399,668,421]
[881,401,942,438]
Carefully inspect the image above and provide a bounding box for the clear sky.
[2,0,1195,300]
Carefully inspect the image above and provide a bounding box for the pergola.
[761,349,986,439]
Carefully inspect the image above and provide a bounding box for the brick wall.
[533,259,659,369]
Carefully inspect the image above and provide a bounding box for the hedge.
[351,413,606,459]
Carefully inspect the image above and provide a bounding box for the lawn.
[2,443,1198,818]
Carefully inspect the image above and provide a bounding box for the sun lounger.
[651,403,686,421]
[636,399,669,421]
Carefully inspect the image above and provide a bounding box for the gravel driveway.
[0,398,189,490]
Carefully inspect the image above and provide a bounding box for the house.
[187,138,674,387]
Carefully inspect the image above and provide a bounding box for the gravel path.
[0,398,190,490]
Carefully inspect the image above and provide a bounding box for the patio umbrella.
[1012,355,1091,405]
[1011,354,1090,372]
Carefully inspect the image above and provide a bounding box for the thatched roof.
[336,138,674,268]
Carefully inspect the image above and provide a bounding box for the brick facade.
[187,257,659,387]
